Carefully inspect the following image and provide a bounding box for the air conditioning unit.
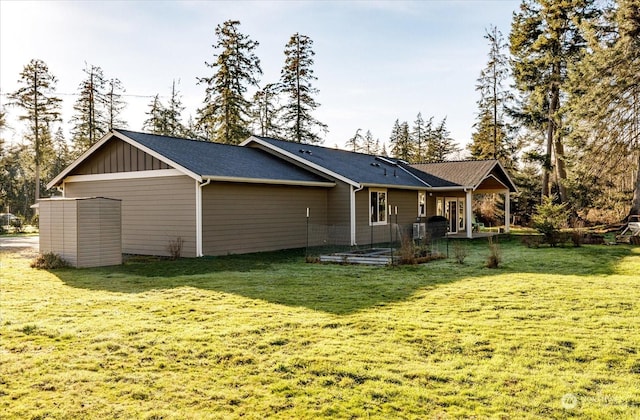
[412,223,426,240]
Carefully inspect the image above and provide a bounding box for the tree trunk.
[630,151,640,216]
[543,62,561,201]
[554,136,568,203]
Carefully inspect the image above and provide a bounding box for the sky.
[0,0,521,152]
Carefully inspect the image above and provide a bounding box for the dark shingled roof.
[115,130,332,184]
[411,160,517,192]
[249,136,430,188]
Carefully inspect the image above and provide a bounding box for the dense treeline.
[1,2,639,225]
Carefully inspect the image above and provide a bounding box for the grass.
[1,237,639,419]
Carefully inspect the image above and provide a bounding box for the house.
[47,129,517,257]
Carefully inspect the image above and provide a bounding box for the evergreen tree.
[346,128,363,152]
[425,117,459,161]
[470,25,516,168]
[411,112,429,162]
[251,83,280,137]
[105,77,126,130]
[143,94,168,135]
[165,80,186,137]
[389,120,413,161]
[363,130,378,155]
[70,64,107,154]
[198,20,262,144]
[48,127,72,184]
[568,0,640,217]
[8,59,61,202]
[279,32,327,143]
[510,0,599,202]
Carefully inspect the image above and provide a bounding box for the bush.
[486,237,501,269]
[452,241,468,264]
[531,196,569,247]
[31,252,70,269]
[167,237,184,260]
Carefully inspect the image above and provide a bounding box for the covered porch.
[416,160,518,239]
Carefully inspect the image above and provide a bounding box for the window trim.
[418,191,427,217]
[369,188,388,226]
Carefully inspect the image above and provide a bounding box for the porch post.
[504,190,510,233]
[465,189,473,238]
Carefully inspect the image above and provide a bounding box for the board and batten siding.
[72,138,170,175]
[64,175,197,257]
[202,182,329,255]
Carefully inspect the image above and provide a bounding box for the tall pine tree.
[279,32,327,143]
[197,20,262,144]
[105,77,126,130]
[70,64,107,154]
[8,59,61,202]
[470,25,515,168]
[510,0,598,202]
[568,0,640,217]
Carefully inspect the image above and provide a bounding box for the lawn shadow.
[44,240,639,315]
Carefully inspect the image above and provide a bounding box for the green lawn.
[1,238,639,419]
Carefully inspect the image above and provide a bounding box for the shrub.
[398,233,417,265]
[31,252,70,269]
[532,196,569,247]
[521,235,542,248]
[486,237,501,269]
[452,241,468,264]
[167,237,184,260]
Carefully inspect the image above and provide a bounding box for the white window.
[418,192,426,217]
[370,189,387,225]
[436,197,444,216]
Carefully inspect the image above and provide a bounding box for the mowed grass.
[1,238,639,419]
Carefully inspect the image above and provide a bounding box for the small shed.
[38,197,122,268]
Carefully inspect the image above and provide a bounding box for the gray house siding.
[355,188,420,245]
[326,181,352,245]
[64,175,197,257]
[202,182,329,256]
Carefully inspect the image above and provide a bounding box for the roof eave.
[202,175,335,188]
[47,130,203,189]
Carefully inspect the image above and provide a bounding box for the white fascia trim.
[241,136,359,187]
[47,131,115,188]
[47,130,202,189]
[479,160,518,193]
[362,183,431,191]
[474,174,510,192]
[63,169,184,184]
[110,131,202,182]
[202,175,335,188]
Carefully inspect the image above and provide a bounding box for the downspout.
[196,179,211,257]
[350,184,364,246]
[465,188,473,239]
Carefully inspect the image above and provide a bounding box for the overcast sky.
[0,0,521,151]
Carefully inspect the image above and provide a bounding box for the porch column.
[465,189,473,238]
[504,190,510,233]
